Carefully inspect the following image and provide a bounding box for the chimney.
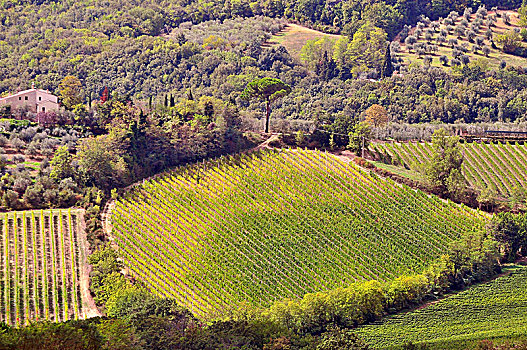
[31,82,35,89]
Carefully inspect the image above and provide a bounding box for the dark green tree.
[241,77,291,133]
[50,146,74,181]
[422,128,466,200]
[381,44,394,78]
[317,51,337,81]
[347,122,372,156]
[489,212,527,262]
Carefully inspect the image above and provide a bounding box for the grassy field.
[266,23,341,60]
[356,265,527,349]
[397,10,526,70]
[372,141,527,198]
[368,160,422,181]
[0,209,98,326]
[110,148,488,318]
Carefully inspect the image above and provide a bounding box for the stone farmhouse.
[0,87,59,113]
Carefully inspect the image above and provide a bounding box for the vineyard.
[0,209,98,326]
[372,141,527,197]
[110,149,489,318]
[356,266,527,349]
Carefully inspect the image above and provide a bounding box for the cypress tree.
[381,45,394,78]
[327,55,337,80]
[164,95,168,107]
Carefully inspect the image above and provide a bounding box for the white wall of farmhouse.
[0,89,59,113]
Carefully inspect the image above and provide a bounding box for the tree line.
[1,207,525,349]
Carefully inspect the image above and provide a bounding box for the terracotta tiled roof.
[0,88,55,101]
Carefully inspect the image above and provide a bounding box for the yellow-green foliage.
[374,141,527,198]
[258,228,499,335]
[111,149,488,319]
[356,266,527,349]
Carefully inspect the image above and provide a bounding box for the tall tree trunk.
[265,98,270,133]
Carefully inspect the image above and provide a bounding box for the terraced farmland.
[373,141,527,197]
[110,149,489,318]
[356,266,527,349]
[0,209,98,325]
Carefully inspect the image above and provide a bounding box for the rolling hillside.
[0,209,99,326]
[372,141,527,197]
[109,149,489,318]
[397,9,526,70]
[356,265,527,349]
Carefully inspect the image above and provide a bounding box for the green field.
[0,209,98,326]
[368,160,422,181]
[110,149,488,318]
[356,265,527,349]
[267,23,342,60]
[372,141,527,198]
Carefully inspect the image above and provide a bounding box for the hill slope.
[373,141,527,198]
[110,149,489,318]
[266,23,342,61]
[397,10,526,70]
[356,265,527,349]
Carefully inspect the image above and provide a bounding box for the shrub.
[12,154,25,163]
[0,135,8,147]
[13,176,31,195]
[11,137,25,151]
[19,126,38,142]
[25,142,40,156]
[33,132,48,142]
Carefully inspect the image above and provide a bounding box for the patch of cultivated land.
[266,23,341,60]
[397,10,526,70]
[0,209,100,326]
[372,141,527,198]
[110,148,489,318]
[356,265,527,349]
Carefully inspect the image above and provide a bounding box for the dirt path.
[329,150,356,164]
[248,133,280,152]
[101,200,115,240]
[77,210,102,318]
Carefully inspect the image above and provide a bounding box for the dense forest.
[0,0,527,138]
